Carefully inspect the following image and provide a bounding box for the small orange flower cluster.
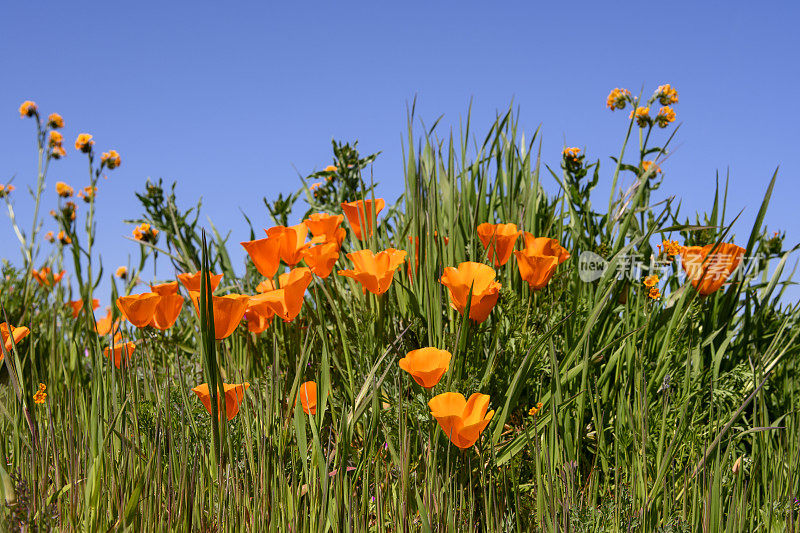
[57,230,71,245]
[132,223,159,243]
[659,239,681,257]
[49,131,66,159]
[655,106,676,128]
[33,383,47,405]
[45,231,55,243]
[1,322,30,358]
[78,186,97,202]
[55,201,77,221]
[56,181,74,198]
[0,184,14,198]
[101,150,121,169]
[115,266,128,279]
[528,402,544,417]
[644,275,660,300]
[48,113,64,129]
[75,133,94,153]
[656,84,679,105]
[31,267,65,287]
[630,106,651,127]
[642,161,662,175]
[606,88,631,110]
[19,101,38,118]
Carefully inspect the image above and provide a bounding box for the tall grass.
[1,93,799,531]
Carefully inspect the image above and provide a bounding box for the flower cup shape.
[95,309,120,337]
[477,223,520,267]
[440,262,501,323]
[265,223,311,266]
[145,282,184,330]
[244,306,274,333]
[68,298,100,318]
[240,236,281,278]
[337,248,407,295]
[177,272,224,293]
[116,293,162,328]
[679,242,745,296]
[305,213,345,246]
[341,198,385,240]
[189,293,250,339]
[302,242,341,278]
[399,348,452,388]
[514,249,559,290]
[192,382,250,420]
[104,341,136,369]
[248,267,313,322]
[1,322,30,361]
[297,381,317,415]
[32,267,65,287]
[428,392,494,449]
[522,234,571,265]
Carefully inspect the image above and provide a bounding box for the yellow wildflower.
[656,106,676,128]
[528,402,544,416]
[47,113,64,129]
[606,88,631,110]
[56,182,74,198]
[75,133,94,153]
[643,274,659,287]
[656,84,679,105]
[630,107,651,127]
[19,101,38,118]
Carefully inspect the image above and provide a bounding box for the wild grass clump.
[1,87,799,531]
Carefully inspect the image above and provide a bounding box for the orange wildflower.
[341,198,385,240]
[337,248,406,295]
[244,305,274,333]
[0,184,15,198]
[428,392,494,449]
[630,106,651,127]
[514,249,558,290]
[188,293,250,339]
[51,145,66,159]
[103,341,136,369]
[19,101,38,118]
[33,384,47,405]
[47,113,64,129]
[642,161,662,175]
[75,133,94,153]
[248,267,313,322]
[439,262,501,323]
[115,266,128,279]
[265,223,311,266]
[606,88,630,110]
[679,242,745,296]
[67,298,100,318]
[528,402,544,416]
[95,308,120,337]
[656,106,676,128]
[177,271,223,293]
[116,293,161,328]
[192,383,250,420]
[147,283,184,330]
[305,213,346,246]
[56,182,74,198]
[57,231,71,245]
[297,381,317,415]
[522,234,571,265]
[49,131,63,147]
[240,237,281,278]
[656,84,679,105]
[32,267,65,287]
[302,242,340,278]
[101,150,121,169]
[1,322,30,358]
[78,186,97,202]
[132,223,158,244]
[398,348,452,388]
[477,223,520,267]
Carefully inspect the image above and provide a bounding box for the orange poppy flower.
[428,392,495,449]
[513,249,559,290]
[241,237,281,278]
[297,381,317,415]
[248,268,313,322]
[341,198,385,240]
[1,322,30,359]
[145,282,184,329]
[116,293,161,328]
[265,223,311,266]
[522,234,570,265]
[244,305,274,333]
[95,308,120,337]
[103,341,136,369]
[188,293,250,339]
[302,242,341,278]
[305,213,345,246]
[477,223,521,266]
[398,347,452,388]
[337,248,407,295]
[679,242,745,296]
[177,272,224,293]
[192,382,250,420]
[440,262,501,323]
[67,298,100,318]
[32,267,66,287]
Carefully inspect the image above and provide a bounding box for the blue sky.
[2,1,798,302]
